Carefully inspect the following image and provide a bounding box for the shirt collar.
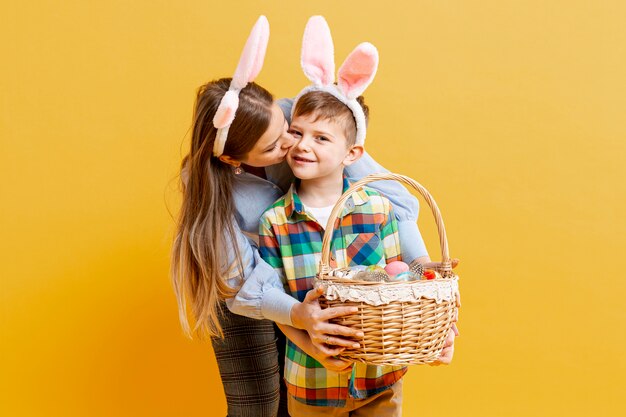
[284,175,370,220]
[284,181,305,219]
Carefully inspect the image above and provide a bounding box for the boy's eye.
[289,130,302,138]
[317,136,329,142]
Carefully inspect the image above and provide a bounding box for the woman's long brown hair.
[171,78,273,338]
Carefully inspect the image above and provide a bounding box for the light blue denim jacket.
[225,99,428,325]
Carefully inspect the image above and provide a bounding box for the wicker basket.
[316,173,460,366]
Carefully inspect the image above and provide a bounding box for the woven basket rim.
[316,274,459,286]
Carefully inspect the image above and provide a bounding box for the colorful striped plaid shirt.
[258,177,407,407]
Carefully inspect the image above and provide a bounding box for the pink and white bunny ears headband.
[292,16,379,146]
[212,16,270,157]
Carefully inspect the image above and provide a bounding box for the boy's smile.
[291,155,315,164]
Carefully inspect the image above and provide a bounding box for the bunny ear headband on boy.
[212,15,270,157]
[292,16,379,146]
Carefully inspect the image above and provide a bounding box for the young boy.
[259,91,406,416]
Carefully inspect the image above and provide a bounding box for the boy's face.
[287,113,363,181]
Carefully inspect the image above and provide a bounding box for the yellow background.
[2,1,625,416]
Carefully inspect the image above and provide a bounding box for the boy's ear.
[342,145,364,167]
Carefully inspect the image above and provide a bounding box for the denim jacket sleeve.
[345,152,429,262]
[224,221,298,325]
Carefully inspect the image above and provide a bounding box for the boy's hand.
[316,357,353,374]
[430,324,459,366]
[276,324,353,374]
[291,286,364,351]
[310,343,354,374]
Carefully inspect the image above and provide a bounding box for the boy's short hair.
[292,90,369,147]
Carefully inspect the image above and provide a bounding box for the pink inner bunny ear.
[213,90,239,128]
[231,16,270,89]
[337,42,379,100]
[301,16,335,86]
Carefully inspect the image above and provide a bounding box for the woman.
[170,17,455,417]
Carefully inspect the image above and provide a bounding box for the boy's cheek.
[285,150,298,169]
[285,148,296,163]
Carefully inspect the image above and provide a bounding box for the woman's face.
[239,103,295,167]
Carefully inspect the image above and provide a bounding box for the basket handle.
[319,173,452,276]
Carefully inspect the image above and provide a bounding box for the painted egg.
[388,271,414,282]
[384,261,410,276]
[423,269,437,280]
[366,265,386,273]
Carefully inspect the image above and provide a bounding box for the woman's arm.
[379,199,402,263]
[345,151,429,263]
[227,232,364,347]
[224,224,298,325]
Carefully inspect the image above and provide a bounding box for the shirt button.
[346,201,354,209]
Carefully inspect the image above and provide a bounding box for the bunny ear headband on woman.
[212,15,270,157]
[292,16,379,146]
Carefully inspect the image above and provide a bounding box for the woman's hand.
[420,258,460,271]
[290,286,363,351]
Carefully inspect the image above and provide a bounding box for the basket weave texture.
[316,173,460,366]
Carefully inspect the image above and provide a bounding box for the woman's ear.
[218,155,241,168]
[342,145,364,167]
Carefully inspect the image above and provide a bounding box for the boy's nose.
[295,136,312,151]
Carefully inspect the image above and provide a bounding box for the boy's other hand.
[308,341,354,373]
[317,357,353,374]
[430,324,459,366]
